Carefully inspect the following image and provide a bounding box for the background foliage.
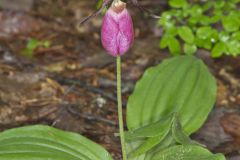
[159,0,240,57]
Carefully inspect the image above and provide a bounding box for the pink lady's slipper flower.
[101,0,134,56]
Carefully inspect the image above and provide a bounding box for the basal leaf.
[127,133,175,160]
[128,128,170,158]
[172,115,195,145]
[152,145,226,160]
[127,140,156,160]
[127,56,217,135]
[0,125,112,160]
[125,113,173,141]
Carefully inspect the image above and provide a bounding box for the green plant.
[0,0,228,159]
[0,125,112,160]
[126,55,224,159]
[22,38,50,57]
[159,0,240,57]
[0,56,226,160]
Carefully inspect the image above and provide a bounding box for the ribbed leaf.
[128,131,169,158]
[127,141,149,160]
[171,115,194,145]
[126,114,173,157]
[152,145,226,160]
[0,125,113,160]
[127,55,217,135]
[127,134,174,160]
[125,113,173,141]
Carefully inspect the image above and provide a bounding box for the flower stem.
[116,56,127,160]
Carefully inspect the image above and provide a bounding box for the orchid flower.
[101,0,134,56]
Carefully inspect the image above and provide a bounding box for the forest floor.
[0,0,239,159]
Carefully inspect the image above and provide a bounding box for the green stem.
[116,56,127,160]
